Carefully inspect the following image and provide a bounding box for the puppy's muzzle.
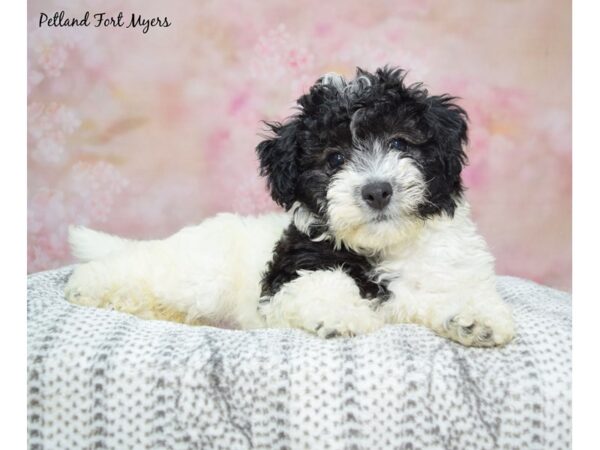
[361,181,393,210]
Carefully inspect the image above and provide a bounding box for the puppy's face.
[257,67,468,253]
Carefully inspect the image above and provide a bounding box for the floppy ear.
[421,95,469,216]
[256,120,301,210]
[432,96,468,179]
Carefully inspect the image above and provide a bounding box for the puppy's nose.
[361,182,393,210]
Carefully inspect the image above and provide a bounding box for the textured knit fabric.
[27,267,571,450]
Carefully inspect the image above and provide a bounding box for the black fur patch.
[260,225,390,302]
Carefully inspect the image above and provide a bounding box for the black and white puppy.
[66,67,515,346]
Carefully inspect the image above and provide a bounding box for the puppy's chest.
[369,251,431,298]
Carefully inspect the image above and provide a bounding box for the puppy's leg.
[259,268,384,338]
[438,289,515,347]
[383,282,515,347]
[65,240,193,322]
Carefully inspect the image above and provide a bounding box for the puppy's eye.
[327,152,345,169]
[389,138,409,151]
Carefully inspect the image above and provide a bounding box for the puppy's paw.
[441,301,515,347]
[313,310,384,339]
[64,263,107,308]
[262,269,385,338]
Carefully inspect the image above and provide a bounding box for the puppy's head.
[257,66,468,253]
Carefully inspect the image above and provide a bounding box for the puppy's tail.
[68,226,131,262]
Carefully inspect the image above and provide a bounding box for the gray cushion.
[28,267,571,449]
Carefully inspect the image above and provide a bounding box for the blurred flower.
[67,161,129,223]
[230,175,279,215]
[28,69,44,95]
[31,138,67,166]
[29,28,72,78]
[251,24,315,80]
[28,103,81,166]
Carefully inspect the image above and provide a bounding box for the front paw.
[261,269,385,338]
[441,302,515,347]
[313,311,384,339]
[65,264,105,307]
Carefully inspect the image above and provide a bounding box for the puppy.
[65,67,515,347]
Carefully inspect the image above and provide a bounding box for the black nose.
[361,182,393,210]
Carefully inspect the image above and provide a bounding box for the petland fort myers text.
[39,11,172,34]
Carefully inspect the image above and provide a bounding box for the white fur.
[65,203,514,346]
[376,202,514,346]
[289,201,321,235]
[66,213,288,327]
[68,226,131,261]
[320,71,372,95]
[320,72,347,91]
[260,268,384,338]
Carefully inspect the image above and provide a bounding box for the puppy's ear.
[422,95,469,216]
[431,95,468,176]
[256,120,301,210]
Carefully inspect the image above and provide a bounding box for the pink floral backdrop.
[27,0,572,290]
